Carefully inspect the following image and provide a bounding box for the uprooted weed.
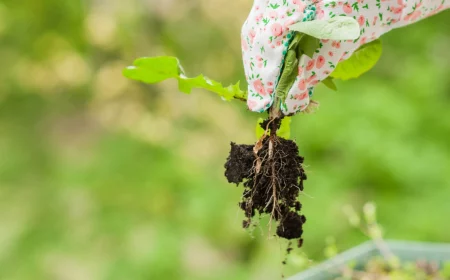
[224,118,307,244]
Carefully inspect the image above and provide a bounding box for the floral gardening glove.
[242,0,450,114]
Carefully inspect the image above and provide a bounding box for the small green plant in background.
[333,203,450,280]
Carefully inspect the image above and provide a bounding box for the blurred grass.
[0,0,450,279]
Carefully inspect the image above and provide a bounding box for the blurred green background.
[0,0,450,279]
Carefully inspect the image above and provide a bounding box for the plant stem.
[269,93,282,122]
[269,32,303,122]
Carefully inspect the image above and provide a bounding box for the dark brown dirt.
[224,131,307,244]
[260,117,282,133]
[224,143,254,184]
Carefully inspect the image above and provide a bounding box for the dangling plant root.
[224,117,307,245]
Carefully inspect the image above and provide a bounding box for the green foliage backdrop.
[0,0,449,279]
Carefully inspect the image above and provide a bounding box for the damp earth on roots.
[224,117,307,245]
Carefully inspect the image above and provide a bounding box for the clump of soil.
[224,143,254,184]
[224,118,307,244]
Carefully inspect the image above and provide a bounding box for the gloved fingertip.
[281,86,315,114]
[247,95,273,113]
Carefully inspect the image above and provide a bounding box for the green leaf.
[299,35,320,58]
[330,39,382,81]
[278,117,291,139]
[321,77,337,91]
[288,32,305,51]
[123,56,247,101]
[276,33,319,107]
[256,118,265,139]
[124,56,181,84]
[276,49,299,103]
[289,16,360,40]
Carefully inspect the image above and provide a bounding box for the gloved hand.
[242,0,449,114]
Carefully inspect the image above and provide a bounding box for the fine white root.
[267,137,279,237]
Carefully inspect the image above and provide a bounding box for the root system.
[224,118,307,245]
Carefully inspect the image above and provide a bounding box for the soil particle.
[242,220,251,229]
[224,133,307,244]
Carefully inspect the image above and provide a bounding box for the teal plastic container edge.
[289,240,450,280]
